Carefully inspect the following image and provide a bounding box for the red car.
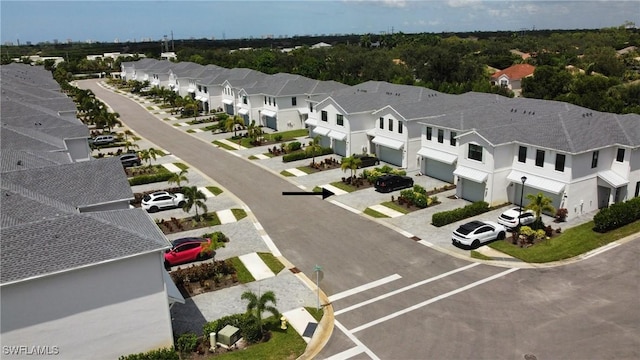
[164,237,212,270]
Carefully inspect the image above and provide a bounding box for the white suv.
[497,207,535,229]
[141,191,186,213]
[452,220,506,248]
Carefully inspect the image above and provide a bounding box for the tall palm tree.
[306,135,323,165]
[139,147,159,166]
[167,169,189,189]
[241,290,279,335]
[225,115,244,137]
[181,186,208,221]
[247,120,263,145]
[525,192,556,224]
[340,156,362,180]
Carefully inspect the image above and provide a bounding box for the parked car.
[497,207,535,229]
[164,237,212,269]
[353,154,380,168]
[141,191,186,212]
[374,174,414,193]
[90,135,115,146]
[119,153,141,168]
[451,220,506,248]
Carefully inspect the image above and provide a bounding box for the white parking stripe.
[322,345,365,360]
[335,263,479,316]
[335,321,381,360]
[350,268,519,333]
[329,274,402,302]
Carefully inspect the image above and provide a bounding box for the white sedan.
[452,220,506,248]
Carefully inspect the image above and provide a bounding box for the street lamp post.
[519,176,527,227]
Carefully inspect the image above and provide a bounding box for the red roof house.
[490,64,536,96]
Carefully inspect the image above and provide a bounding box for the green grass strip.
[257,252,285,274]
[228,257,255,284]
[470,250,493,261]
[214,325,306,360]
[213,140,238,150]
[296,166,317,174]
[206,186,223,196]
[186,129,195,133]
[269,128,309,140]
[305,307,324,322]
[380,201,410,214]
[174,162,189,170]
[363,208,389,218]
[280,170,295,177]
[329,181,356,193]
[231,208,247,220]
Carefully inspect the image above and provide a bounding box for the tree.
[525,192,556,227]
[306,135,323,165]
[224,115,244,137]
[181,186,208,221]
[340,156,361,180]
[139,147,159,166]
[241,290,279,335]
[167,169,189,188]
[247,120,264,145]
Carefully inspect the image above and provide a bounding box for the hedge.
[118,348,178,360]
[593,197,640,232]
[282,147,333,162]
[128,172,174,186]
[432,201,490,227]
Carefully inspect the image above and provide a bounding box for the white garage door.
[461,178,485,203]
[424,158,455,183]
[378,146,403,167]
[515,184,563,215]
[333,140,347,157]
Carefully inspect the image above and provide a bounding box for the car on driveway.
[141,191,186,213]
[164,237,212,270]
[89,135,115,146]
[374,174,414,193]
[120,153,141,168]
[452,220,506,248]
[353,154,380,168]
[497,207,535,230]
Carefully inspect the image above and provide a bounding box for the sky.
[1,0,639,45]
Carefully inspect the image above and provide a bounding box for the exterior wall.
[0,253,173,360]
[456,134,495,203]
[65,138,92,162]
[630,148,640,198]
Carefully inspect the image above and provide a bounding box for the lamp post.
[519,176,527,227]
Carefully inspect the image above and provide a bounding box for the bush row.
[128,172,174,186]
[170,260,236,287]
[593,197,640,232]
[431,201,490,227]
[282,147,333,162]
[362,165,406,183]
[118,347,178,360]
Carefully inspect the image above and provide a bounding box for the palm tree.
[139,147,159,166]
[224,115,244,137]
[306,135,323,165]
[181,186,208,221]
[123,130,138,152]
[525,192,556,226]
[340,156,361,180]
[247,120,264,145]
[167,169,189,189]
[241,290,279,335]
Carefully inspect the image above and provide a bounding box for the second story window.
[388,119,393,132]
[518,146,527,163]
[321,110,328,122]
[426,127,432,140]
[591,150,599,168]
[616,148,625,162]
[309,103,313,112]
[292,97,297,106]
[555,154,565,172]
[337,114,344,126]
[243,96,247,104]
[450,131,457,146]
[468,144,483,162]
[398,122,403,134]
[264,96,267,104]
[535,150,545,167]
[437,129,444,143]
[379,117,384,129]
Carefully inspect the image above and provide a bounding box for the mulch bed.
[157,215,218,235]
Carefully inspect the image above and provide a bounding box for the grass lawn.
[363,208,389,218]
[488,220,640,263]
[297,166,319,174]
[280,170,295,177]
[206,186,223,196]
[174,162,189,170]
[470,250,493,261]
[228,257,255,283]
[258,252,285,274]
[312,186,323,192]
[305,307,324,322]
[268,129,309,141]
[329,181,356,193]
[213,140,239,150]
[186,129,196,133]
[231,208,247,220]
[214,325,306,360]
[380,201,410,214]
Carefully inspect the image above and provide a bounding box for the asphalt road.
[79,79,640,360]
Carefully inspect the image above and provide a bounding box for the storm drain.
[410,236,422,241]
[289,267,301,274]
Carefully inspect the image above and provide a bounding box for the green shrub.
[282,147,333,162]
[241,316,263,344]
[362,166,407,183]
[593,197,640,232]
[128,172,174,186]
[202,313,246,339]
[432,201,490,227]
[118,347,179,360]
[274,134,283,142]
[286,141,301,152]
[176,332,198,353]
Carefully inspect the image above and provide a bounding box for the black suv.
[353,154,380,168]
[374,174,414,193]
[120,153,141,168]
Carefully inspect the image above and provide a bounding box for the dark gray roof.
[0,149,72,172]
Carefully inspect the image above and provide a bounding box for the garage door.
[515,184,562,215]
[265,116,277,131]
[461,178,485,202]
[424,159,455,183]
[333,140,347,157]
[378,146,403,167]
[224,104,234,115]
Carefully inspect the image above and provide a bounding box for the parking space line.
[350,267,519,333]
[329,274,402,302]
[334,263,479,316]
[322,345,366,360]
[335,320,381,360]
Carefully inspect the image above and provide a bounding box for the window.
[379,117,384,129]
[309,103,313,112]
[388,119,393,132]
[337,114,344,126]
[426,127,432,140]
[321,110,328,122]
[555,154,565,172]
[535,150,545,167]
[635,181,640,198]
[292,97,297,106]
[591,150,599,168]
[616,148,625,162]
[450,131,457,146]
[273,98,276,106]
[204,86,207,93]
[468,144,483,161]
[243,96,247,104]
[398,122,403,134]
[264,96,267,104]
[268,97,272,105]
[437,129,444,143]
[518,146,527,163]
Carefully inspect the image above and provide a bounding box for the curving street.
[79,79,640,360]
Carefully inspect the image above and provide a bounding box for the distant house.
[490,63,536,96]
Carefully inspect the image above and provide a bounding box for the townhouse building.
[1,64,181,359]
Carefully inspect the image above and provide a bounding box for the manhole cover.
[524,354,537,360]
